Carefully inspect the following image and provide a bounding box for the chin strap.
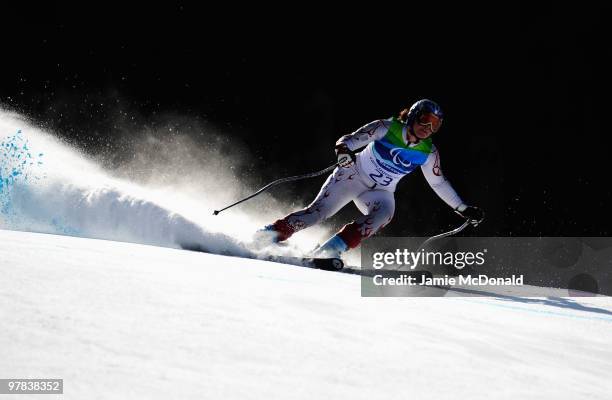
[406,127,417,144]
[406,124,422,144]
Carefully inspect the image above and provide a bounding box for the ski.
[179,243,344,271]
[262,255,344,271]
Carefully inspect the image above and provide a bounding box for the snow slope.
[2,109,612,399]
[2,229,612,400]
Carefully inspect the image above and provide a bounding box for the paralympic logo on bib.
[390,148,412,168]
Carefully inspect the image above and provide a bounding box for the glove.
[455,205,485,226]
[335,143,356,168]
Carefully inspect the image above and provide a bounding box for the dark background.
[2,3,610,236]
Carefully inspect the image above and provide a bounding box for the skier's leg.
[262,165,365,242]
[314,189,395,256]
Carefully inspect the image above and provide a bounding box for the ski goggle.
[418,112,443,133]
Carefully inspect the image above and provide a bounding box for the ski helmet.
[405,99,444,133]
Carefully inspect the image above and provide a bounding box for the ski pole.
[213,162,339,215]
[391,219,472,271]
[417,219,471,251]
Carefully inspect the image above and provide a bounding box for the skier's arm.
[421,146,466,210]
[336,119,390,152]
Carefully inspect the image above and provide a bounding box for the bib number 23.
[369,171,392,186]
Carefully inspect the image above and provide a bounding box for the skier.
[255,99,484,258]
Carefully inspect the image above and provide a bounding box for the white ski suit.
[269,117,466,248]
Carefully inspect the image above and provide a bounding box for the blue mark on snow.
[0,130,45,226]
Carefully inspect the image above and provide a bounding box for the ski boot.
[251,220,295,249]
[310,234,349,259]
